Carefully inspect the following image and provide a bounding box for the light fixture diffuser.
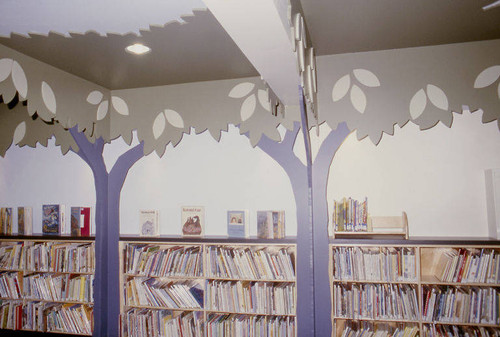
[125,43,151,55]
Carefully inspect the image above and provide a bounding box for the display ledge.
[206,309,295,317]
[421,275,500,287]
[124,273,202,280]
[332,279,417,285]
[330,237,500,246]
[206,276,296,283]
[0,235,95,241]
[124,304,202,311]
[421,321,500,328]
[12,270,94,275]
[23,299,93,305]
[333,316,419,323]
[120,235,297,244]
[0,329,90,336]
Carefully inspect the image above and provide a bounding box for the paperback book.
[227,210,249,238]
[139,209,160,237]
[257,210,285,239]
[0,207,12,235]
[70,207,92,237]
[42,204,65,235]
[17,206,33,235]
[181,206,204,236]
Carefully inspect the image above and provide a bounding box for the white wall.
[0,138,95,234]
[119,125,297,236]
[0,125,298,237]
[327,110,500,238]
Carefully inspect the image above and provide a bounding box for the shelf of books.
[119,237,297,337]
[0,236,95,335]
[330,240,500,337]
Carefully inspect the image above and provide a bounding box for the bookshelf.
[119,237,297,337]
[330,239,500,337]
[0,236,95,335]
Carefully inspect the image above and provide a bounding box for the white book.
[139,210,160,237]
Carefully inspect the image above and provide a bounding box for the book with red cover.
[70,207,92,237]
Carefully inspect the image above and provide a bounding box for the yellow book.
[79,276,85,302]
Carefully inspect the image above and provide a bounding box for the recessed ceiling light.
[125,43,151,55]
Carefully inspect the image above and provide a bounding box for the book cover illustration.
[139,210,160,237]
[257,210,285,239]
[227,210,248,238]
[42,204,65,235]
[17,207,33,235]
[71,207,92,237]
[0,208,12,235]
[181,206,204,236]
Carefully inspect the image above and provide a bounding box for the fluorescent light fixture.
[125,43,151,55]
[483,0,500,10]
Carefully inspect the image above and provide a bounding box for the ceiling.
[0,0,499,95]
[300,0,500,56]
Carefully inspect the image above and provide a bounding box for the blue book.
[42,204,65,235]
[227,210,248,238]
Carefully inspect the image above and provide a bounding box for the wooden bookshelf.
[0,236,95,335]
[119,237,297,337]
[330,239,500,337]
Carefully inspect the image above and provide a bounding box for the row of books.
[339,324,418,337]
[125,278,203,309]
[206,314,296,337]
[23,273,94,303]
[436,248,500,284]
[0,241,94,273]
[422,324,500,337]
[333,284,419,320]
[332,247,417,282]
[206,281,295,316]
[332,197,368,232]
[0,272,21,299]
[122,309,203,337]
[422,286,499,325]
[0,205,92,236]
[46,303,93,335]
[0,300,93,334]
[207,246,295,281]
[125,245,202,278]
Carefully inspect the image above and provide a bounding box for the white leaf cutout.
[87,91,103,105]
[350,84,366,114]
[111,96,129,116]
[353,69,380,87]
[11,61,27,99]
[240,94,256,121]
[257,89,271,112]
[474,65,500,89]
[97,100,109,121]
[410,89,427,119]
[41,81,56,114]
[229,82,255,98]
[426,84,448,111]
[0,58,12,82]
[13,121,26,145]
[332,74,350,102]
[164,109,184,128]
[153,112,166,139]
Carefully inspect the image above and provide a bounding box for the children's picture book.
[227,210,249,238]
[181,206,204,236]
[257,210,285,239]
[17,207,33,235]
[71,207,92,237]
[42,204,65,235]
[139,210,160,237]
[0,208,12,235]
